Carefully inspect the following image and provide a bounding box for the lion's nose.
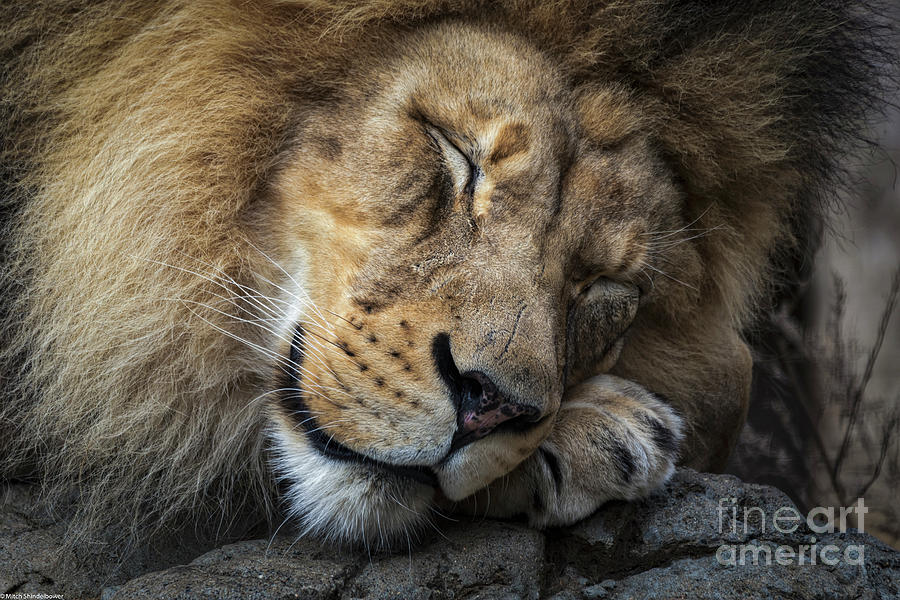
[454,370,540,443]
[433,333,542,451]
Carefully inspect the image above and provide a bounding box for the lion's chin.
[270,427,436,548]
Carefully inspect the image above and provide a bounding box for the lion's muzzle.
[432,333,543,453]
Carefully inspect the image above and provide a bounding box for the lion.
[0,1,892,549]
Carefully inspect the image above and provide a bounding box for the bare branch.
[832,267,900,485]
[857,406,900,499]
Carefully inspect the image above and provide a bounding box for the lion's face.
[265,22,699,543]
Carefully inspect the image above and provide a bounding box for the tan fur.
[1,0,891,547]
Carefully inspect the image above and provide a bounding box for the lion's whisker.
[642,264,699,292]
[179,304,332,385]
[165,281,344,373]
[172,297,339,379]
[303,328,365,370]
[161,251,340,346]
[643,204,715,240]
[250,269,339,334]
[645,224,726,252]
[242,239,333,328]
[169,247,312,324]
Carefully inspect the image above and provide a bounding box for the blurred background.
[728,99,900,548]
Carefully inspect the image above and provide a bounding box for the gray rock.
[339,521,544,600]
[544,469,814,582]
[108,520,544,600]
[588,534,900,600]
[108,538,359,600]
[0,483,213,600]
[541,470,900,598]
[2,470,898,600]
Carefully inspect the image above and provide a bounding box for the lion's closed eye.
[566,278,640,385]
[426,125,482,198]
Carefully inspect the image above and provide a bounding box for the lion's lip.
[285,325,439,487]
[304,421,439,486]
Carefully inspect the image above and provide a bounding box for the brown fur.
[0,0,893,547]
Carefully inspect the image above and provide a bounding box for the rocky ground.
[2,469,898,600]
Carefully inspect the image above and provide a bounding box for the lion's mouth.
[283,325,439,487]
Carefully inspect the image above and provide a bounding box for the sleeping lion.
[0,1,891,548]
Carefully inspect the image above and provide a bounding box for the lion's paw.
[446,374,684,527]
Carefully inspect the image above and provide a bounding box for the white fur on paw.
[612,380,684,498]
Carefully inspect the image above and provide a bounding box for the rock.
[108,521,544,600]
[585,533,900,600]
[2,470,898,599]
[540,470,900,598]
[105,538,359,600]
[339,521,544,600]
[0,483,215,600]
[544,470,810,581]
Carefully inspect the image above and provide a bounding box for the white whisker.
[642,264,699,292]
